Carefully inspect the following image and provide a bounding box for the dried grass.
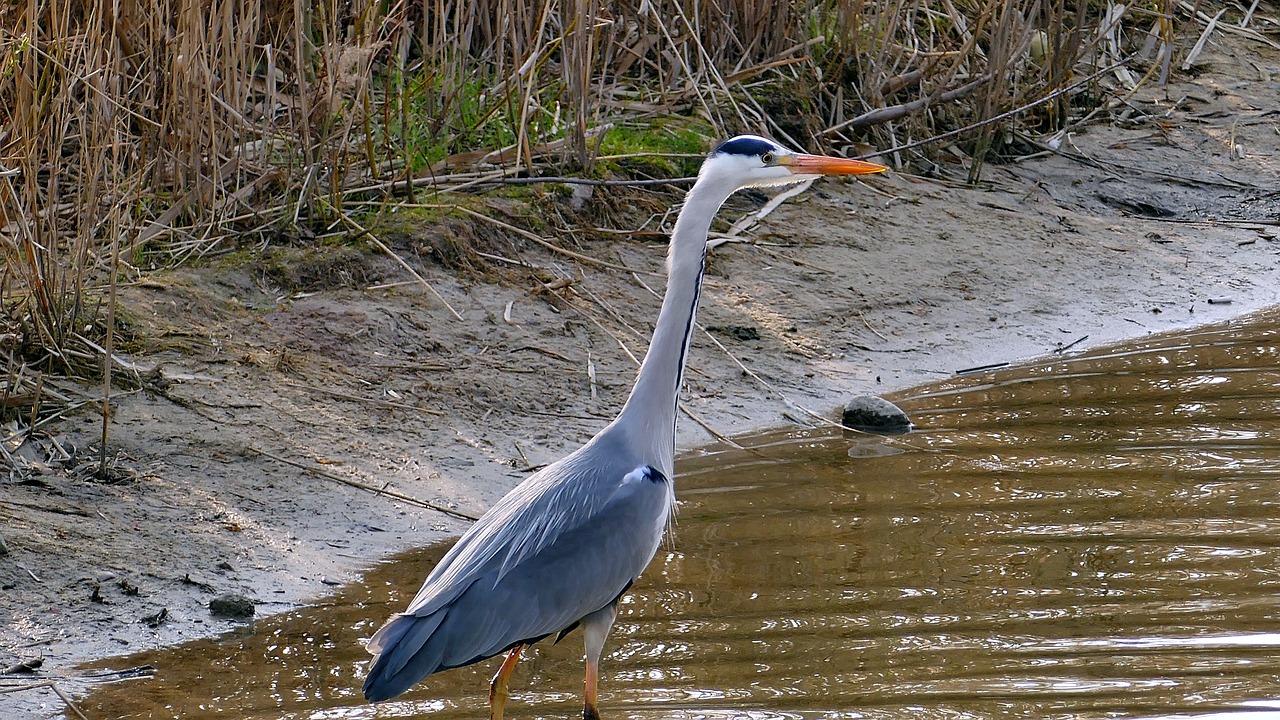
[0,0,1236,455]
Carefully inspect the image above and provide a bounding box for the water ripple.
[80,310,1280,719]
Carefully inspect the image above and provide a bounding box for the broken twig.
[0,681,93,720]
[245,445,479,522]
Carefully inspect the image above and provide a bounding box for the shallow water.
[82,309,1280,719]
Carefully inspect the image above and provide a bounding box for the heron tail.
[362,611,448,702]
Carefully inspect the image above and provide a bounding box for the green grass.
[597,121,717,178]
[376,68,577,175]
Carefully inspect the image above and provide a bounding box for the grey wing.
[362,464,673,702]
[397,431,641,619]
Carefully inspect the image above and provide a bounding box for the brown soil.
[2,40,1278,718]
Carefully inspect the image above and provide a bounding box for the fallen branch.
[956,361,1011,375]
[823,74,994,135]
[244,445,480,522]
[454,205,659,276]
[854,56,1134,161]
[470,175,695,188]
[1054,334,1090,354]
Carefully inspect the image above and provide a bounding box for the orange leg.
[584,659,601,720]
[489,644,524,720]
[582,604,618,720]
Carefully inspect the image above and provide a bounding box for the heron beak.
[784,153,887,176]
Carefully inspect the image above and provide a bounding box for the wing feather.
[402,431,639,617]
[436,466,673,666]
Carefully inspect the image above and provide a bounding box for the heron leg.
[489,644,524,720]
[581,603,619,720]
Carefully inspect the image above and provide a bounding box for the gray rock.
[209,593,256,619]
[841,395,911,434]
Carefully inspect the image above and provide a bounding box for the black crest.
[713,136,776,158]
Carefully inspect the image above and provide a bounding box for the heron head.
[705,134,886,189]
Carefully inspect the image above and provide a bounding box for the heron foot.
[583,703,602,720]
[489,684,508,720]
[489,645,524,720]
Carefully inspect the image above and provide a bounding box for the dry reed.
[0,0,1220,457]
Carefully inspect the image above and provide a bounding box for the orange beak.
[784,153,887,176]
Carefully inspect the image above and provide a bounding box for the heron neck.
[616,178,734,473]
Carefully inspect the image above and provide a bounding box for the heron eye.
[760,152,775,165]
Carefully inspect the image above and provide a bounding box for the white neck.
[614,174,738,475]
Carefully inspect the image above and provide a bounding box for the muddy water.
[82,310,1280,719]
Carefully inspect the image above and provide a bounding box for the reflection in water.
[83,310,1280,719]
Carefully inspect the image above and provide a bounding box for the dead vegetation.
[0,0,1278,474]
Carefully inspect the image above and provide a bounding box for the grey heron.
[362,135,886,718]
